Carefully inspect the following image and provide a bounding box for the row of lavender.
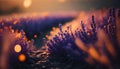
[0,14,76,39]
[46,8,120,69]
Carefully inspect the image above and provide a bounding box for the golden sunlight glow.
[18,54,26,62]
[14,44,22,53]
[23,0,32,8]
[58,0,66,3]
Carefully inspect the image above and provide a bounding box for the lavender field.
[0,8,120,69]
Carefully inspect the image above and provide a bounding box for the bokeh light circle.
[23,0,32,8]
[14,44,22,53]
[18,54,26,62]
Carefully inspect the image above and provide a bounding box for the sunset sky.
[0,0,120,14]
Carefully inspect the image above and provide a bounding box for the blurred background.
[0,0,120,15]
